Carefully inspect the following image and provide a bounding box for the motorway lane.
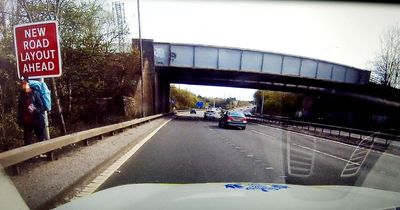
[213,121,356,185]
[97,112,400,193]
[98,115,276,190]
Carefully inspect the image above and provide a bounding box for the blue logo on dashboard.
[225,183,288,192]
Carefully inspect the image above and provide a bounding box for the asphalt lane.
[98,111,400,193]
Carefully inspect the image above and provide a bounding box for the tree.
[170,86,199,109]
[371,24,400,88]
[0,0,139,151]
[253,90,304,116]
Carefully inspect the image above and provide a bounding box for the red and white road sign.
[14,21,62,79]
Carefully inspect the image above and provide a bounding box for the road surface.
[97,111,400,193]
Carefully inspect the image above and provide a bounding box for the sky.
[106,0,400,101]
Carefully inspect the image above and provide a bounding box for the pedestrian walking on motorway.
[17,78,46,146]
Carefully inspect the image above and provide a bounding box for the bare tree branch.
[18,0,32,22]
[372,24,400,88]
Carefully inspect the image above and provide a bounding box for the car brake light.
[242,117,247,123]
[227,117,233,122]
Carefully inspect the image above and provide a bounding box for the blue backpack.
[28,80,52,111]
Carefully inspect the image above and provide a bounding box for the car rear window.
[229,112,245,117]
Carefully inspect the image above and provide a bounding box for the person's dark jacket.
[17,90,45,129]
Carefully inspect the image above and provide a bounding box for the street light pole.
[261,90,264,115]
[137,0,144,117]
[213,97,215,108]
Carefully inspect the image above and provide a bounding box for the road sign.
[196,101,204,108]
[14,21,62,79]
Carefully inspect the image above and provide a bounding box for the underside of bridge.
[133,39,399,129]
[157,66,362,95]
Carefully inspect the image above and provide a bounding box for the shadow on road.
[173,115,203,121]
[174,115,219,122]
[208,125,220,129]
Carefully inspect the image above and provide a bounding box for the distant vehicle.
[243,112,252,117]
[190,109,196,114]
[219,111,247,130]
[204,110,216,120]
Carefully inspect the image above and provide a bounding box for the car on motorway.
[204,110,216,119]
[219,111,247,130]
[190,108,196,114]
[243,111,253,117]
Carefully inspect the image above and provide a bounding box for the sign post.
[14,21,62,140]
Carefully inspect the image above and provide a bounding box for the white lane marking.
[265,167,274,170]
[247,155,254,158]
[74,119,173,199]
[251,129,271,138]
[250,122,400,159]
[292,143,360,166]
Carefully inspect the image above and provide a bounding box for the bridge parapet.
[154,42,370,85]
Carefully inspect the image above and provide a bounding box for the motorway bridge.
[129,39,398,117]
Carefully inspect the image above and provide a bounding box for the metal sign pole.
[137,0,144,117]
[39,78,50,140]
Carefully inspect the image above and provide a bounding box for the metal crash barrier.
[0,114,165,172]
[248,115,399,145]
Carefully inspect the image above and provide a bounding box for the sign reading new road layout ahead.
[14,21,62,79]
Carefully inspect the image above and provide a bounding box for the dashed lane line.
[73,119,173,199]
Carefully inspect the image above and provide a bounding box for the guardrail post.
[98,135,104,140]
[85,139,90,146]
[329,129,332,135]
[47,151,56,161]
[12,165,21,175]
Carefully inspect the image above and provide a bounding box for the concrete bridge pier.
[133,39,169,116]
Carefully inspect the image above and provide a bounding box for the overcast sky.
[106,0,400,101]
